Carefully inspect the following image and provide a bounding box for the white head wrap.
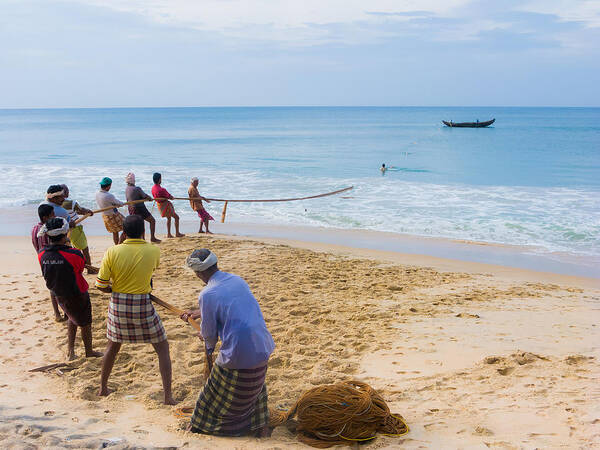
[37,217,69,238]
[191,177,198,183]
[46,189,65,200]
[186,250,218,272]
[125,172,136,184]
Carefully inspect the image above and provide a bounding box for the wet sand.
[0,233,598,448]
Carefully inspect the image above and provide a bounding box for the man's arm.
[200,293,218,351]
[180,309,201,321]
[204,344,214,378]
[74,203,93,216]
[163,188,174,200]
[94,251,112,293]
[107,193,124,207]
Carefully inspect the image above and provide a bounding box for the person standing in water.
[151,172,184,239]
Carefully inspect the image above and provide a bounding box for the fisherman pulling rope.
[125,172,161,243]
[95,215,176,405]
[37,217,103,360]
[179,249,275,437]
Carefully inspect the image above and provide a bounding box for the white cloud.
[68,0,600,47]
[73,0,472,44]
[519,0,600,27]
[77,0,466,28]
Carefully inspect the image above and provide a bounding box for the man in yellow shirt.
[95,215,175,405]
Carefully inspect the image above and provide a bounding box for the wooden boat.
[442,118,495,128]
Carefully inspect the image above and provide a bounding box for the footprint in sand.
[497,367,515,376]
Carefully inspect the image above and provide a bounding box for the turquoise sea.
[0,107,598,268]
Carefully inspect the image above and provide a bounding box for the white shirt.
[95,190,124,216]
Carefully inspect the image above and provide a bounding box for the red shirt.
[151,185,173,203]
[31,222,50,253]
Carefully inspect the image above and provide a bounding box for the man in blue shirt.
[181,249,275,437]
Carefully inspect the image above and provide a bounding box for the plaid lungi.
[157,200,175,218]
[190,362,269,436]
[102,213,124,233]
[107,292,167,343]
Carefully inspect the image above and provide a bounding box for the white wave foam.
[2,164,599,258]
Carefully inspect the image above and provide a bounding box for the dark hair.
[46,217,67,242]
[47,184,64,194]
[153,172,161,184]
[190,248,211,261]
[38,204,54,222]
[189,248,218,272]
[123,215,145,239]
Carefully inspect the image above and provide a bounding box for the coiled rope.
[174,380,407,447]
[271,380,408,447]
[276,380,409,448]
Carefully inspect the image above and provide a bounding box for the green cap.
[100,177,112,186]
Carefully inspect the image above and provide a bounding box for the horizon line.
[1,105,599,110]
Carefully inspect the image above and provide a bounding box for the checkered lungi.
[107,292,167,343]
[190,362,269,436]
[102,212,124,233]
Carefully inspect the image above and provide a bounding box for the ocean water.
[0,107,598,264]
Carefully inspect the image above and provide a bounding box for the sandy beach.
[1,232,598,449]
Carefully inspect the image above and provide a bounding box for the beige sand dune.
[0,234,598,448]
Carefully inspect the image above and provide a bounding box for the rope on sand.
[268,380,408,448]
[174,406,195,419]
[29,362,71,373]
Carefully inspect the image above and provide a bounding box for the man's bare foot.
[151,237,162,243]
[68,351,77,361]
[55,314,68,323]
[198,230,204,234]
[164,397,177,406]
[167,234,174,238]
[86,266,99,275]
[176,232,185,237]
[206,231,213,234]
[98,387,114,397]
[85,350,104,358]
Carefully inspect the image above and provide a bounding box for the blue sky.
[1,0,599,107]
